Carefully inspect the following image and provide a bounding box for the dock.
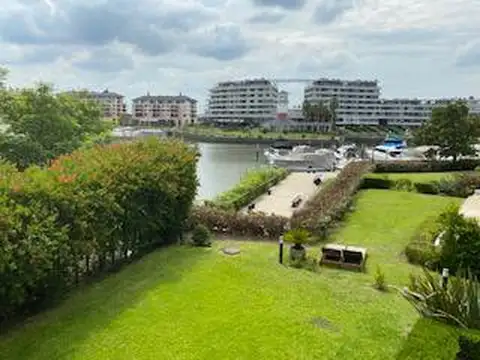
[244,172,339,218]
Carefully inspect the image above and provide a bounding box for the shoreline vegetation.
[160,125,400,145]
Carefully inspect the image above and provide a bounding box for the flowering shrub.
[0,138,197,321]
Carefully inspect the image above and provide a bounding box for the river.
[196,143,270,200]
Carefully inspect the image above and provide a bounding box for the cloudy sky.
[1,0,479,111]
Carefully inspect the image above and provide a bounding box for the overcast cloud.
[0,0,479,111]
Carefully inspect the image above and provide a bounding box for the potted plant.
[284,228,311,262]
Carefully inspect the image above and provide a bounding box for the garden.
[3,95,480,359]
[1,185,478,359]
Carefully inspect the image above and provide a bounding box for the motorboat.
[374,134,407,157]
[335,144,358,160]
[112,126,165,138]
[265,145,337,171]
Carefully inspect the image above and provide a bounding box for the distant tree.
[0,73,109,169]
[329,96,339,132]
[0,67,7,88]
[414,100,480,162]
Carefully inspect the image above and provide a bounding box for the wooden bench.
[320,244,367,271]
[291,194,303,208]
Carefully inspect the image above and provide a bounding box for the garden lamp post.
[441,268,449,289]
[279,236,284,264]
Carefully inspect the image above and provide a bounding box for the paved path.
[460,193,480,219]
[244,171,339,218]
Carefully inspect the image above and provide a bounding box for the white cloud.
[0,0,479,112]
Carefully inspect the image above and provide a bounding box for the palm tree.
[329,96,339,133]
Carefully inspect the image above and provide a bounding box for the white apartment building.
[304,78,480,126]
[132,93,197,127]
[67,89,126,119]
[205,79,278,124]
[304,79,381,125]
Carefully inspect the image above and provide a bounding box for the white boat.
[112,127,165,138]
[265,145,338,171]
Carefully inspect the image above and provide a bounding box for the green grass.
[0,190,471,359]
[367,172,463,183]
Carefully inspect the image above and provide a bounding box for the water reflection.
[196,143,270,200]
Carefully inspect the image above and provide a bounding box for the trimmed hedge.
[211,167,288,211]
[291,161,374,238]
[374,159,480,173]
[188,205,288,239]
[0,138,197,322]
[362,172,480,198]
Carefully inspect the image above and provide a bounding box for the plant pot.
[289,244,306,262]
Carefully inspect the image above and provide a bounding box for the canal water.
[196,143,271,200]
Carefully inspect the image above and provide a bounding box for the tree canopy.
[413,100,480,161]
[302,97,338,132]
[0,68,111,169]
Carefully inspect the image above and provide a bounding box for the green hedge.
[361,173,480,198]
[291,161,373,238]
[374,159,480,173]
[188,205,288,239]
[0,138,197,322]
[212,167,288,211]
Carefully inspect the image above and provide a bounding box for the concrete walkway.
[244,172,338,218]
[460,192,480,220]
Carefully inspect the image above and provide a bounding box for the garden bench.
[291,194,303,208]
[313,174,323,186]
[320,244,367,272]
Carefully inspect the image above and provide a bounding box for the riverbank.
[169,131,385,147]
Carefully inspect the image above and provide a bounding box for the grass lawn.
[367,172,466,183]
[0,190,474,360]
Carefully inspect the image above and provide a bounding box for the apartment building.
[132,93,197,127]
[304,79,381,125]
[304,78,480,126]
[205,79,278,124]
[66,89,127,119]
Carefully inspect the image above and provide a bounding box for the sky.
[0,0,479,112]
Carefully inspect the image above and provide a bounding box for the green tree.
[0,73,109,169]
[329,96,339,132]
[414,100,480,162]
[0,67,7,88]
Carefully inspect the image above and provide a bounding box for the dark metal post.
[442,268,449,289]
[279,236,284,264]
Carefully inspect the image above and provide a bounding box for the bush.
[284,228,311,246]
[361,176,393,189]
[438,207,480,277]
[374,266,388,291]
[457,336,480,360]
[0,138,198,322]
[405,216,442,267]
[374,159,480,173]
[191,224,212,247]
[188,205,288,239]
[414,182,440,195]
[403,269,480,329]
[394,178,414,191]
[213,167,288,211]
[291,161,373,237]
